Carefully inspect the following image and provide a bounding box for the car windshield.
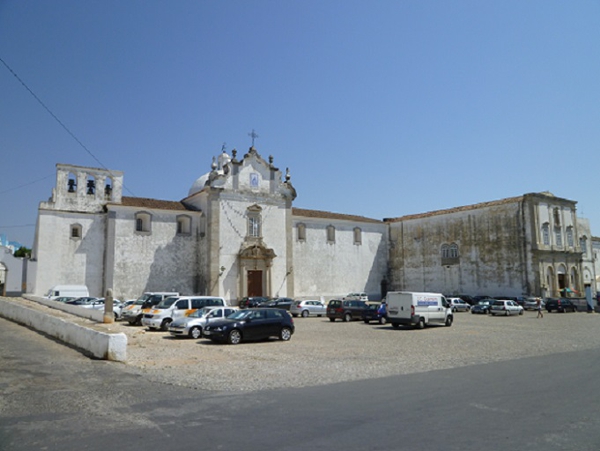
[227,310,253,320]
[155,297,178,309]
[187,307,211,318]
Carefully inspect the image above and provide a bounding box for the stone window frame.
[135,211,152,234]
[297,223,306,242]
[70,223,82,240]
[176,215,192,236]
[326,225,336,244]
[353,227,362,245]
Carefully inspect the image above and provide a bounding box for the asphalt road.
[1,316,600,451]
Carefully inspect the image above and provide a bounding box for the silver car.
[290,300,327,318]
[168,306,238,339]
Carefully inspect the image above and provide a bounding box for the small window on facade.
[449,243,459,258]
[327,225,335,243]
[555,228,562,247]
[353,227,362,245]
[566,227,574,247]
[297,223,306,241]
[441,244,449,259]
[553,208,561,226]
[135,212,151,233]
[542,223,550,246]
[177,215,191,235]
[246,205,262,238]
[70,224,82,239]
[580,237,587,256]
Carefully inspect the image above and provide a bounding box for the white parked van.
[386,291,453,329]
[141,296,227,331]
[121,292,179,325]
[45,285,89,300]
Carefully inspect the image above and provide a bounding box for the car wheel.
[329,317,335,322]
[189,326,202,339]
[445,316,453,327]
[505,310,509,316]
[160,319,172,331]
[519,310,523,315]
[228,329,242,345]
[301,310,309,318]
[379,316,387,325]
[344,313,352,322]
[392,323,400,329]
[135,315,143,326]
[416,318,425,329]
[279,327,292,341]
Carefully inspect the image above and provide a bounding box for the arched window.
[327,225,336,243]
[86,175,96,195]
[541,223,550,246]
[177,215,191,235]
[104,177,113,200]
[580,236,588,256]
[441,243,459,264]
[441,244,450,259]
[566,226,574,248]
[449,243,459,258]
[555,227,562,247]
[353,227,362,245]
[297,223,306,242]
[135,212,152,234]
[67,172,77,193]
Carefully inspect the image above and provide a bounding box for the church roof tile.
[292,208,382,223]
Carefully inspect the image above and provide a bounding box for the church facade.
[27,147,597,305]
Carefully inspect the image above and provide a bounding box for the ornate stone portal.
[238,241,276,298]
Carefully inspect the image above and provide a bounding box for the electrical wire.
[0,56,136,196]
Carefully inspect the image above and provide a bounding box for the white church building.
[26,146,597,305]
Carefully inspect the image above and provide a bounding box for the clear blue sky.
[1,0,599,248]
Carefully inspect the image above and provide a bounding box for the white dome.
[188,172,210,196]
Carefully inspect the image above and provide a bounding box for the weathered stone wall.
[389,201,528,297]
[31,209,106,297]
[108,206,202,300]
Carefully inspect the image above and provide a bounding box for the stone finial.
[286,167,291,181]
[211,156,217,170]
[269,155,274,165]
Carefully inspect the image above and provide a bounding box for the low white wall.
[0,298,126,362]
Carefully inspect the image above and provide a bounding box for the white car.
[168,306,238,339]
[490,300,524,316]
[290,300,327,317]
[448,298,471,312]
[344,292,369,301]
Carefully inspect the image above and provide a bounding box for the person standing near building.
[536,298,544,318]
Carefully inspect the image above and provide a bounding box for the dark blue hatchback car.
[203,308,295,344]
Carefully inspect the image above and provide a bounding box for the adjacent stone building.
[26,147,597,305]
[385,193,596,301]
